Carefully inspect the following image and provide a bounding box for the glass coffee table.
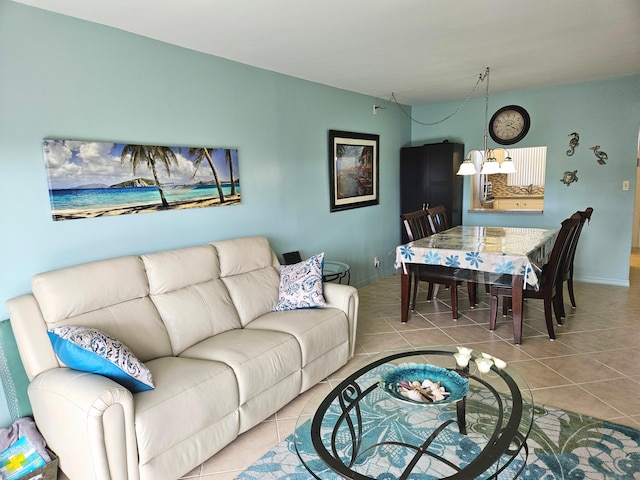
[294,346,534,479]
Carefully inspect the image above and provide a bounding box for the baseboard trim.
[574,276,630,287]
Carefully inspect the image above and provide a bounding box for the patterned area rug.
[237,369,640,479]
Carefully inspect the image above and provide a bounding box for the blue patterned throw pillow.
[273,252,326,311]
[47,326,154,393]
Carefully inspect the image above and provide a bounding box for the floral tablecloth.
[395,226,558,289]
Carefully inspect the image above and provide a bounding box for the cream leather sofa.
[5,236,359,480]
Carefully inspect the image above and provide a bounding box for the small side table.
[322,261,350,285]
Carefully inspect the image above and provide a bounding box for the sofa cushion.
[211,236,281,326]
[179,329,301,406]
[273,253,326,311]
[220,268,281,327]
[47,326,154,392]
[134,356,239,467]
[31,256,173,362]
[246,308,348,367]
[32,256,148,321]
[149,282,242,355]
[142,245,219,294]
[142,245,242,354]
[211,236,277,277]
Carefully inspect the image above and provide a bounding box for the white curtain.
[507,146,547,186]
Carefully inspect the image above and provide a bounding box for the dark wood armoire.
[400,141,464,243]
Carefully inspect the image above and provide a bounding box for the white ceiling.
[11,0,640,104]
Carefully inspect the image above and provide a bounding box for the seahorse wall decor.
[566,132,579,156]
[562,134,606,188]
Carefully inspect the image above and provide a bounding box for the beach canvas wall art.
[43,139,240,221]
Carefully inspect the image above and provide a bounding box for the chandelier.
[456,67,516,176]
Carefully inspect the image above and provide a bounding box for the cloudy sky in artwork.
[43,139,238,190]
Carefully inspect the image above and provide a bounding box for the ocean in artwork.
[50,183,239,211]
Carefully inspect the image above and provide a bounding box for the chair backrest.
[561,207,594,280]
[544,214,582,289]
[427,205,450,233]
[400,209,434,242]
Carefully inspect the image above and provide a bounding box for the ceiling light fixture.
[457,67,516,176]
[385,67,515,176]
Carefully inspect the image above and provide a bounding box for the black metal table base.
[307,349,530,480]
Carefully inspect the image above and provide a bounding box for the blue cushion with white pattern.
[47,326,154,393]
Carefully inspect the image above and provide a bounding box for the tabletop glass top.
[322,260,350,275]
[294,346,534,479]
[410,226,557,256]
[395,226,558,288]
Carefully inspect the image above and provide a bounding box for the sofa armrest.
[28,368,139,480]
[322,283,359,358]
[6,294,59,381]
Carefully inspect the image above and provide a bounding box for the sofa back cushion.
[31,256,173,363]
[142,245,242,355]
[211,236,280,327]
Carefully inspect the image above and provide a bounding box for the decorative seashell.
[395,376,454,403]
[430,389,446,401]
[405,389,426,402]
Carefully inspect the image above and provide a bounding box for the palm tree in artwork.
[225,149,236,196]
[189,147,225,204]
[120,144,177,207]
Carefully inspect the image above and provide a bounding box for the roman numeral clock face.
[489,105,531,145]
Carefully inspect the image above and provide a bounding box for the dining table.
[395,225,558,344]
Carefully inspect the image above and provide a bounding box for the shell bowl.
[379,363,469,405]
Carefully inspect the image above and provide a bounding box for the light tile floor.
[61,251,640,480]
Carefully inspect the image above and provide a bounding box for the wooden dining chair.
[557,207,593,318]
[428,205,480,307]
[401,209,442,312]
[431,204,483,300]
[426,205,450,233]
[489,214,581,340]
[401,209,474,319]
[401,209,433,242]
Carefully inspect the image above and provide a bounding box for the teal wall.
[0,1,410,426]
[1,0,638,428]
[409,75,640,286]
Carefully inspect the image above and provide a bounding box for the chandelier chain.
[483,66,490,151]
[386,67,490,126]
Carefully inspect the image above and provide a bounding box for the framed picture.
[42,139,240,221]
[328,130,379,212]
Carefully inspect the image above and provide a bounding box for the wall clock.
[489,105,531,145]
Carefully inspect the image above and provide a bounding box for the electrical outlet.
[623,180,630,191]
[374,256,380,268]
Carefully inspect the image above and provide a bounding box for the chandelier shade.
[500,155,516,174]
[479,155,501,175]
[456,156,478,175]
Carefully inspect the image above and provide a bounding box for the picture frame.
[328,130,379,212]
[42,139,240,221]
